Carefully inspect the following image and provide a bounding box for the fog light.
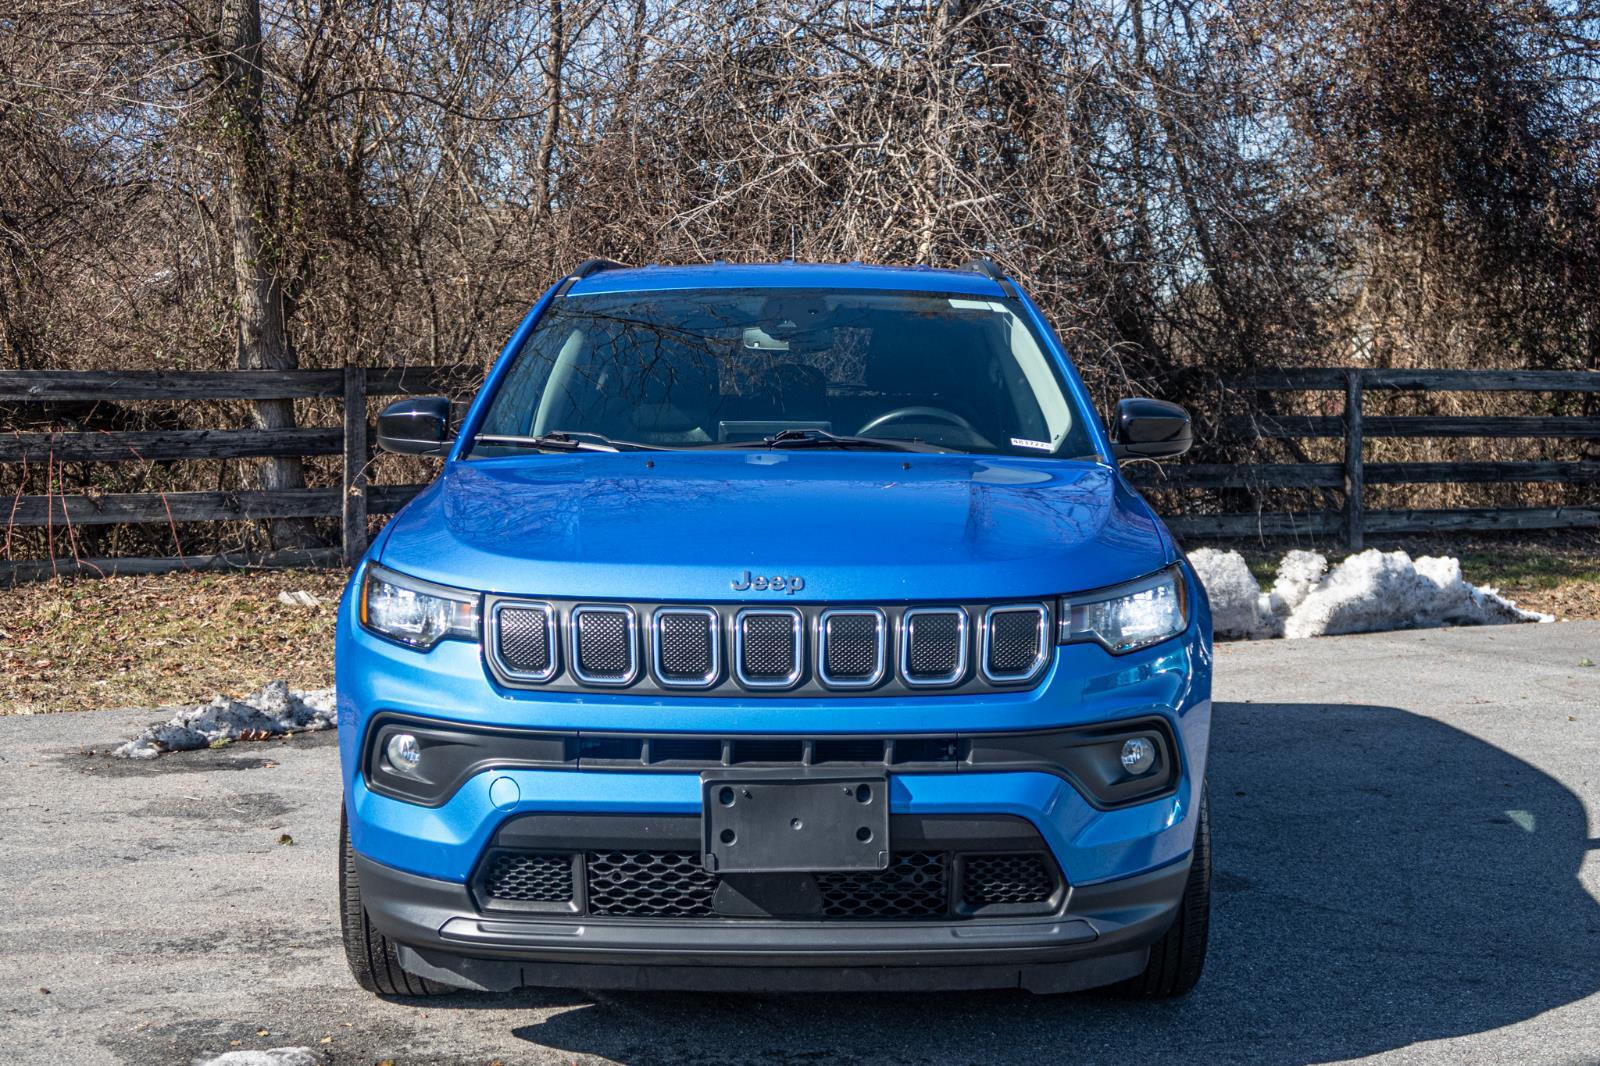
[385,733,422,773]
[1120,737,1156,775]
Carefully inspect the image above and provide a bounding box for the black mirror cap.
[1113,398,1193,460]
[376,396,452,456]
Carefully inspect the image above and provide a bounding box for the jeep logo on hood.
[731,570,805,595]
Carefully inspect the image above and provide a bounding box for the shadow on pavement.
[477,701,1599,1064]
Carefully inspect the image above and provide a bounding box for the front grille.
[736,609,801,687]
[571,606,636,684]
[818,852,948,919]
[903,608,967,685]
[495,604,555,680]
[489,597,1051,695]
[984,605,1047,681]
[818,609,884,686]
[654,608,717,686]
[962,854,1056,906]
[586,850,716,917]
[482,852,573,903]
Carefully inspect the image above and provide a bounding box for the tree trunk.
[216,0,315,548]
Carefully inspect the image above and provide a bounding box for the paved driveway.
[2,622,1597,1065]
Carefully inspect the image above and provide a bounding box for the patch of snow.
[113,681,335,759]
[193,1049,319,1066]
[277,589,323,608]
[1186,548,1263,638]
[1191,548,1551,641]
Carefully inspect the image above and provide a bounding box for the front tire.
[340,806,454,997]
[1113,784,1211,998]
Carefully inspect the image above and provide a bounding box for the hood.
[377,451,1172,602]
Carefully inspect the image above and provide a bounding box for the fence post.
[342,365,369,565]
[1343,368,1365,550]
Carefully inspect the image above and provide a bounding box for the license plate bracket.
[701,771,890,874]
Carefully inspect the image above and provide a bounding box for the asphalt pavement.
[1,621,1597,1065]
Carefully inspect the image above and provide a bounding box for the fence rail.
[1127,367,1599,546]
[2,365,1596,581]
[1,366,465,583]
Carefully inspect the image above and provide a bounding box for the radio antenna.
[790,223,798,260]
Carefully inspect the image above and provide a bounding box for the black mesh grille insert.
[906,611,964,680]
[962,853,1056,906]
[498,607,552,675]
[987,608,1044,677]
[657,611,715,682]
[576,609,632,678]
[739,612,799,682]
[823,613,880,681]
[817,852,948,919]
[586,851,716,917]
[482,852,573,903]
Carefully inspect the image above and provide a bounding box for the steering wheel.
[857,405,979,438]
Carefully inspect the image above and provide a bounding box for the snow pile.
[1186,548,1265,638]
[193,1049,319,1066]
[113,681,335,760]
[1190,548,1552,641]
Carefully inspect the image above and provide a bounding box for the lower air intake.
[817,852,948,919]
[586,850,717,917]
[481,852,573,903]
[961,853,1056,906]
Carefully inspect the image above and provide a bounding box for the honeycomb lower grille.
[961,853,1056,906]
[479,845,1059,919]
[586,850,717,917]
[481,852,573,903]
[817,851,949,919]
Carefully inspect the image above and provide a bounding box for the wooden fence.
[1126,368,1600,547]
[2,365,1596,582]
[0,366,469,583]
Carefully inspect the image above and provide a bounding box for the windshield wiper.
[473,431,663,453]
[722,428,951,453]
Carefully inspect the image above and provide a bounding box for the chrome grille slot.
[653,607,718,687]
[569,606,638,685]
[901,608,968,686]
[982,604,1048,683]
[817,608,886,688]
[735,608,802,688]
[491,601,557,682]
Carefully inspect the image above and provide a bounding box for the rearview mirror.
[376,396,452,456]
[1112,398,1192,461]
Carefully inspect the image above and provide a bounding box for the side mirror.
[1113,398,1192,461]
[376,396,452,456]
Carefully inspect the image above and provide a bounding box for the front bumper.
[356,846,1190,993]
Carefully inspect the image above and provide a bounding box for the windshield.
[468,288,1099,459]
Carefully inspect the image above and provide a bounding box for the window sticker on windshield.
[948,298,1004,312]
[1010,437,1052,451]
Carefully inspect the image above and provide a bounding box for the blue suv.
[337,260,1211,998]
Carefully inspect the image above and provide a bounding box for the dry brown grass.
[2,539,1593,718]
[0,568,347,715]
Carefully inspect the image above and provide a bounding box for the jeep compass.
[337,259,1212,997]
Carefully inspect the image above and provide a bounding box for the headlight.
[359,563,480,649]
[1059,565,1188,653]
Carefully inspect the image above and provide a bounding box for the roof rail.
[961,257,1017,297]
[555,258,628,296]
